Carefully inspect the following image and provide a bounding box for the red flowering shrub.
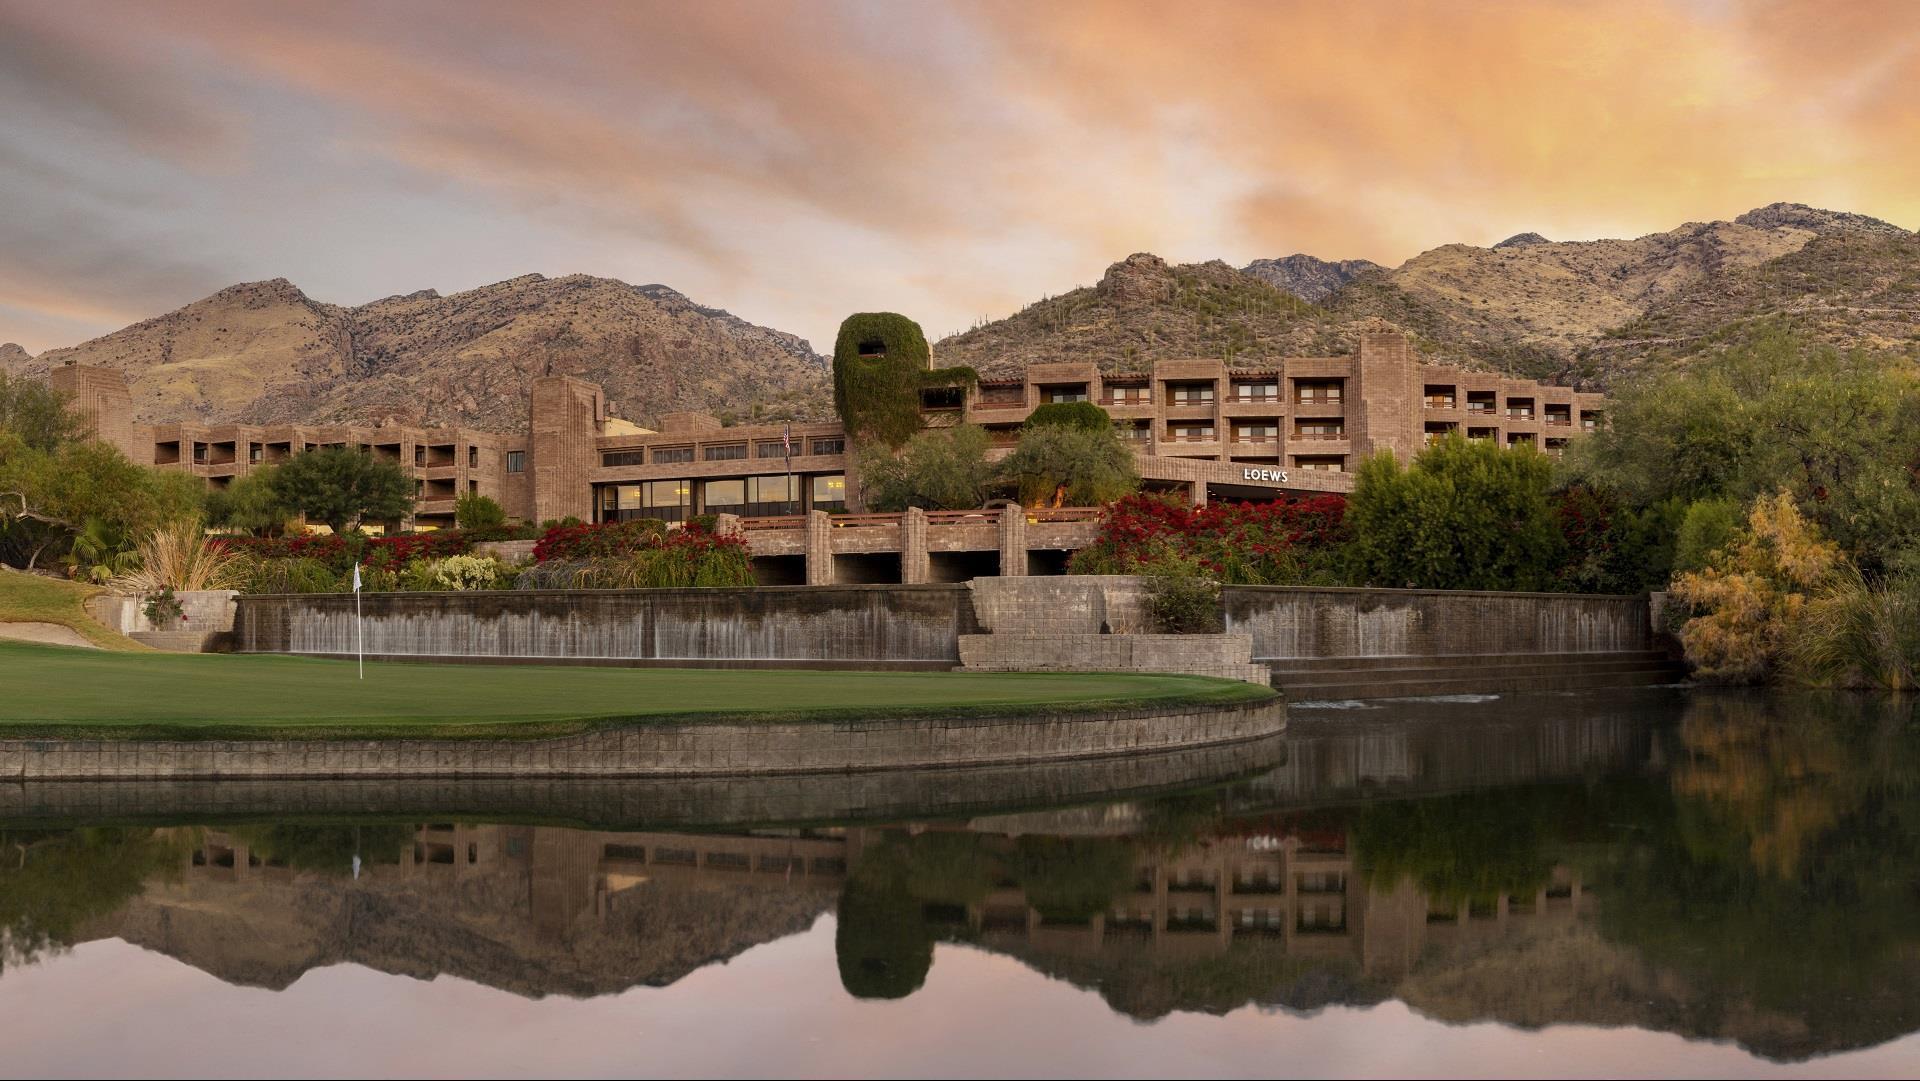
[1069,491,1350,584]
[525,519,752,587]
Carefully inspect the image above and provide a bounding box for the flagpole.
[784,422,794,515]
[353,562,364,680]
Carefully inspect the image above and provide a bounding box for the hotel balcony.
[1291,397,1345,418]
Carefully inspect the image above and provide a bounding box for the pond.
[2,687,1917,1078]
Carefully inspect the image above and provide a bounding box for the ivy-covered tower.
[831,313,977,448]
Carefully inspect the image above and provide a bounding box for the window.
[601,449,646,467]
[192,443,207,464]
[653,446,694,464]
[810,473,847,512]
[1104,384,1150,404]
[600,479,692,522]
[1506,398,1535,420]
[1168,424,1215,441]
[701,478,747,509]
[757,441,789,458]
[746,475,800,516]
[1233,382,1278,402]
[1234,423,1279,442]
[1169,382,1216,405]
[1295,380,1343,404]
[248,443,261,464]
[505,450,526,473]
[1295,422,1344,440]
[922,386,965,409]
[809,437,845,456]
[1424,385,1456,409]
[704,444,747,462]
[1043,385,1088,403]
[467,479,478,493]
[468,446,479,468]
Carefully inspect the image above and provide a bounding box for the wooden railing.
[739,516,806,531]
[925,510,998,525]
[829,513,901,529]
[1027,507,1101,523]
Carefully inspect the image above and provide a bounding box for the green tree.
[1346,434,1565,591]
[999,424,1139,507]
[1025,401,1113,431]
[205,466,293,535]
[0,371,83,452]
[859,424,997,511]
[0,433,201,570]
[1566,329,1920,575]
[454,491,507,530]
[268,447,414,535]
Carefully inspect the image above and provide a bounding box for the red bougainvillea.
[1069,491,1349,583]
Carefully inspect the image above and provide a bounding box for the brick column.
[998,506,1027,577]
[1190,479,1208,507]
[713,512,744,537]
[805,510,834,585]
[900,506,929,584]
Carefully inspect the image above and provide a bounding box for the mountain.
[936,202,1916,387]
[6,274,831,430]
[934,253,1346,377]
[0,342,30,365]
[1241,254,1383,302]
[1324,202,1914,381]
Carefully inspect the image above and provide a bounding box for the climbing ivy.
[832,313,977,447]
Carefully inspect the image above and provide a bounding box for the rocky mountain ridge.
[1240,254,1383,302]
[5,274,831,431]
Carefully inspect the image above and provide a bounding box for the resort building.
[51,330,1604,531]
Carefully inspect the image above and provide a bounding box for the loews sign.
[1242,467,1290,484]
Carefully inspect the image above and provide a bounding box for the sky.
[1,0,1917,356]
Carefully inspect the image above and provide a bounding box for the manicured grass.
[0,641,1274,740]
[0,571,145,651]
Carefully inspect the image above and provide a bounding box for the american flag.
[782,422,792,457]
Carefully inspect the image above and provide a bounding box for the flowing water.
[2,687,1917,1078]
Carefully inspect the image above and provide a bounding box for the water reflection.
[2,688,1917,1071]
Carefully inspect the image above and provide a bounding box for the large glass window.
[1170,382,1216,404]
[746,475,801,516]
[601,449,646,467]
[653,446,694,464]
[704,444,747,462]
[810,473,847,513]
[701,478,747,511]
[809,437,845,456]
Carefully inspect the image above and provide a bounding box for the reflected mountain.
[2,688,1916,1063]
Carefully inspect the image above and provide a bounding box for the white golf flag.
[352,564,362,592]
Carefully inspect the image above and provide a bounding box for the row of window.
[594,474,848,521]
[598,438,843,469]
[993,381,1336,407]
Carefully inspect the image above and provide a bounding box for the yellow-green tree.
[1669,491,1841,682]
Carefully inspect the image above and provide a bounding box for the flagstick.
[354,562,364,680]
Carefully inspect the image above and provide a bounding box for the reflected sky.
[4,926,1915,1080]
[1,688,1917,1078]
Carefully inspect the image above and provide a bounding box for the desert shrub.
[513,560,591,590]
[238,556,342,594]
[394,554,510,591]
[1788,568,1920,691]
[453,492,507,530]
[1552,485,1682,594]
[1670,492,1843,683]
[1143,549,1223,634]
[111,520,246,593]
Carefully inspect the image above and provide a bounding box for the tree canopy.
[268,447,414,535]
[1565,328,1920,576]
[1000,423,1140,507]
[859,424,997,511]
[1346,434,1565,591]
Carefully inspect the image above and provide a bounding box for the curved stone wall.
[0,697,1285,781]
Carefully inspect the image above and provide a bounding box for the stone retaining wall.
[1223,585,1652,660]
[0,697,1284,780]
[0,733,1288,827]
[236,584,976,668]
